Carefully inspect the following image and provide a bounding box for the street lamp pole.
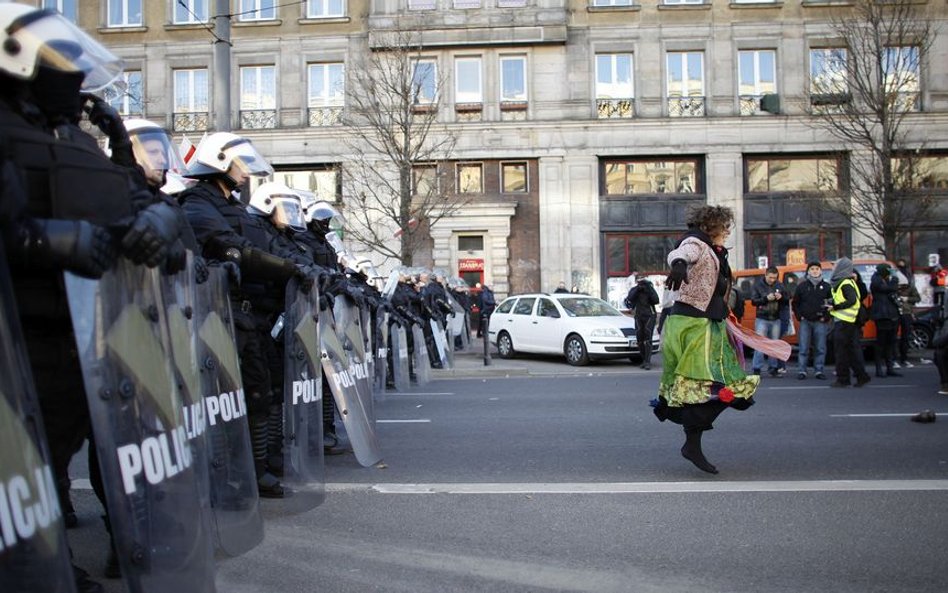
[213,0,231,132]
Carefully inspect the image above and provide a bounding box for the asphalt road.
[67,356,948,593]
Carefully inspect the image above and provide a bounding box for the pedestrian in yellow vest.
[829,257,871,388]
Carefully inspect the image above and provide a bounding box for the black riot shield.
[0,243,76,593]
[189,267,263,555]
[333,297,375,425]
[390,323,410,392]
[65,259,216,593]
[372,310,388,396]
[412,324,431,385]
[281,279,326,512]
[319,303,383,468]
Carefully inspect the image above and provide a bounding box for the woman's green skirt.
[658,314,760,407]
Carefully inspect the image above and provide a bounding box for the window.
[745,157,840,193]
[173,68,209,131]
[411,59,438,105]
[43,0,77,22]
[538,299,559,318]
[496,299,516,314]
[497,0,527,5]
[307,62,344,126]
[238,0,276,21]
[666,51,704,116]
[663,0,704,4]
[513,298,536,315]
[499,55,527,102]
[738,49,776,115]
[458,235,484,251]
[895,230,948,275]
[107,0,142,27]
[603,158,701,195]
[892,155,948,190]
[592,0,634,5]
[605,233,682,276]
[454,0,481,7]
[307,0,345,18]
[455,57,482,104]
[809,48,849,104]
[412,165,439,197]
[596,53,634,119]
[457,163,483,194]
[105,71,143,116]
[749,232,843,268]
[408,0,436,10]
[272,166,341,203]
[240,65,276,128]
[502,162,528,193]
[174,0,208,24]
[884,45,920,111]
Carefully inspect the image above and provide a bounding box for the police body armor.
[164,262,263,556]
[319,293,383,468]
[0,238,76,593]
[281,278,326,511]
[65,259,216,593]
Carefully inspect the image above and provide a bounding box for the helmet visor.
[130,128,187,177]
[270,196,306,233]
[10,10,124,91]
[225,140,274,178]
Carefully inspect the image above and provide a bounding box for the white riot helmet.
[122,118,191,192]
[185,132,273,189]
[354,257,381,282]
[0,4,123,91]
[302,196,346,233]
[248,182,306,232]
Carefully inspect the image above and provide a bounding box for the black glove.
[295,266,316,294]
[220,261,241,287]
[319,292,334,311]
[193,255,209,284]
[121,202,182,267]
[665,259,688,291]
[162,240,187,275]
[21,219,117,279]
[84,95,135,168]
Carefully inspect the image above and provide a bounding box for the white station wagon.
[487,293,660,366]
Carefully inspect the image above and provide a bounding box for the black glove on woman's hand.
[665,259,688,291]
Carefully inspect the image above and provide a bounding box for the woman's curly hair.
[687,205,734,236]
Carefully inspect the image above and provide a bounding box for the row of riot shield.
[0,239,77,593]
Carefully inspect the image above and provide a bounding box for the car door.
[523,297,562,353]
[509,297,537,352]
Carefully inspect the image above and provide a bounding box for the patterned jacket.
[666,236,719,312]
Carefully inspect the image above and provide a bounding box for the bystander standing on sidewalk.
[750,266,788,376]
[870,263,902,378]
[792,261,832,380]
[895,271,920,368]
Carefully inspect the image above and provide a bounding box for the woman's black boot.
[681,428,718,474]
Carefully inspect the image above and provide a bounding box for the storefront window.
[748,231,844,268]
[603,158,700,196]
[746,156,840,193]
[605,233,681,275]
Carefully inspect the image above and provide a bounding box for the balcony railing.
[739,95,763,116]
[173,111,209,132]
[891,91,920,112]
[597,98,634,119]
[308,106,344,126]
[667,96,705,117]
[239,109,277,129]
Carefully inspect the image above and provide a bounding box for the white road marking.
[403,392,454,396]
[324,480,948,495]
[767,386,830,390]
[831,413,947,418]
[377,419,431,423]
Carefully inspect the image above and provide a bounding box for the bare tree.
[341,29,464,266]
[807,0,938,259]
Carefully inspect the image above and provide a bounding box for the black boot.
[73,565,104,593]
[681,429,718,474]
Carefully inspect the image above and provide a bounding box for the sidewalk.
[429,340,658,379]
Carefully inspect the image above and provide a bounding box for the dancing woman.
[652,206,761,474]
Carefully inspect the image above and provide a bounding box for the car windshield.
[558,297,622,317]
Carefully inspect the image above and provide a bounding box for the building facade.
[54,0,948,301]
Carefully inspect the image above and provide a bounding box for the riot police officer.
[0,5,187,591]
[180,132,316,497]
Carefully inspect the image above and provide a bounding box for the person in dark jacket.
[829,258,871,388]
[792,261,832,380]
[750,266,788,376]
[625,277,660,369]
[726,275,745,322]
[870,263,902,378]
[477,282,496,337]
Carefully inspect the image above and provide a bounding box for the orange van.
[732,260,894,346]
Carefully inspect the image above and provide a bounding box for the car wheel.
[497,331,515,359]
[910,324,933,350]
[564,334,589,366]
